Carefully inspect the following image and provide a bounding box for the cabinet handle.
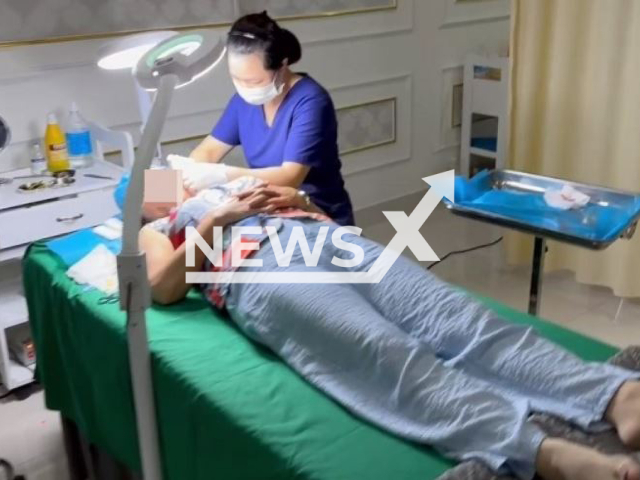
[56,213,84,223]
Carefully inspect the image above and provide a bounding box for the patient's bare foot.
[536,438,640,480]
[606,380,640,449]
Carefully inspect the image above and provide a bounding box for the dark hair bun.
[278,28,302,65]
[228,11,302,70]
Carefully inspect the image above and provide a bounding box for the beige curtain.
[507,0,640,297]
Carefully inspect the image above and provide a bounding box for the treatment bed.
[23,241,621,480]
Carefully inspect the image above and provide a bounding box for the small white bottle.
[66,102,94,169]
[30,142,47,175]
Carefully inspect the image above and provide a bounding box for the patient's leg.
[606,380,640,448]
[537,438,640,480]
[226,278,638,480]
[339,236,640,434]
[227,279,545,478]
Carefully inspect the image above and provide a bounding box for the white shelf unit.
[0,123,133,392]
[0,286,33,391]
[469,146,498,160]
[460,55,510,177]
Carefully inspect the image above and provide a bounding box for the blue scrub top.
[211,75,354,226]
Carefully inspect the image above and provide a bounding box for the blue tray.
[447,170,640,250]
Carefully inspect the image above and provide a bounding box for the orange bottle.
[44,113,70,172]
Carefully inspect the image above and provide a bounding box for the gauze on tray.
[544,185,590,210]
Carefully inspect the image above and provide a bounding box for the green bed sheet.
[23,242,619,480]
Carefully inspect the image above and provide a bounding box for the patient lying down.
[140,177,640,480]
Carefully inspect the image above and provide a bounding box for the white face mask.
[234,70,285,106]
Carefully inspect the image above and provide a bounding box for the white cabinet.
[0,287,33,392]
[0,160,123,391]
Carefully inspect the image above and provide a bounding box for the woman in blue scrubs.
[187,12,355,226]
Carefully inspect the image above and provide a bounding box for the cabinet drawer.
[0,189,118,249]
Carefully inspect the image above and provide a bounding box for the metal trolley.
[446,170,640,315]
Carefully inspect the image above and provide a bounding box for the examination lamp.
[97,31,177,70]
[97,31,176,162]
[117,31,226,480]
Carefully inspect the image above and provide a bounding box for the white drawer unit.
[0,159,124,392]
[0,160,123,255]
[0,189,118,249]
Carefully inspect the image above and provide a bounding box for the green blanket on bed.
[23,242,618,480]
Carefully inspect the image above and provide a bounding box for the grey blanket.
[436,346,640,480]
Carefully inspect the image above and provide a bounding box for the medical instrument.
[97,293,120,305]
[16,176,75,193]
[44,112,70,172]
[13,169,76,190]
[0,115,12,185]
[84,173,114,180]
[107,30,226,480]
[97,31,177,166]
[66,102,94,169]
[13,169,75,180]
[16,180,48,192]
[447,169,640,315]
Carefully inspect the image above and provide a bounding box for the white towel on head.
[67,244,118,294]
[544,185,590,210]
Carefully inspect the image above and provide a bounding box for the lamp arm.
[134,78,164,166]
[122,73,177,255]
[134,78,153,127]
[117,72,178,480]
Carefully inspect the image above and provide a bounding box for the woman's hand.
[167,154,229,193]
[204,196,268,227]
[235,184,305,211]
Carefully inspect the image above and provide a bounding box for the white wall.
[0,0,510,212]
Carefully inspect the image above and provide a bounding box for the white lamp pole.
[107,31,226,480]
[118,72,178,480]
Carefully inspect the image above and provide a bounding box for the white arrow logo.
[186,170,454,284]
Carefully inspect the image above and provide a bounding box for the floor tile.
[564,310,640,348]
[0,390,68,478]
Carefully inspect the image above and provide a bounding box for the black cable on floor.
[427,236,504,270]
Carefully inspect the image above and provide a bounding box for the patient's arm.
[236,184,327,217]
[139,214,218,305]
[140,198,264,305]
[189,135,234,163]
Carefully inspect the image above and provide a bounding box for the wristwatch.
[297,190,311,209]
